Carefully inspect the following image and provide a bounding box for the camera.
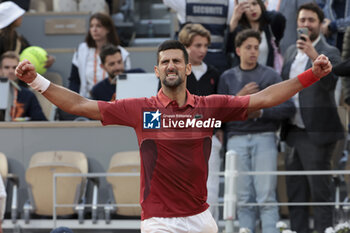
[297,28,309,41]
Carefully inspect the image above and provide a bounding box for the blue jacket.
[317,0,350,46]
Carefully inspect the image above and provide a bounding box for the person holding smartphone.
[218,29,295,233]
[228,0,286,71]
[280,3,343,233]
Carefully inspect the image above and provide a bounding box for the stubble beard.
[162,72,183,88]
[309,31,319,42]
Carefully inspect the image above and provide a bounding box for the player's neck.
[162,86,187,107]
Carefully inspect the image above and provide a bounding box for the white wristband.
[28,73,51,93]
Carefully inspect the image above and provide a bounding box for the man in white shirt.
[280,3,342,233]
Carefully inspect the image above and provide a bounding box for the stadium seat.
[0,153,8,180]
[105,151,141,222]
[24,151,89,223]
[0,152,19,223]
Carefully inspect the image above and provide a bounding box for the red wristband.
[297,68,319,88]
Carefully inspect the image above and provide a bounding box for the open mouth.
[166,74,178,80]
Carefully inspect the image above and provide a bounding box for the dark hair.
[297,2,324,23]
[157,40,189,64]
[99,44,121,64]
[0,51,19,67]
[238,0,267,30]
[0,18,23,53]
[235,29,261,48]
[85,13,120,48]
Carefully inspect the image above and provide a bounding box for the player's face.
[89,18,109,42]
[102,52,124,79]
[245,0,262,22]
[297,9,321,41]
[186,35,209,66]
[155,49,191,89]
[0,58,18,81]
[236,37,259,68]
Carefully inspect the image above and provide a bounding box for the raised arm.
[248,54,332,113]
[15,60,102,120]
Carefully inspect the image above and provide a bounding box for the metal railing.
[53,172,140,229]
[50,151,350,232]
[223,150,350,233]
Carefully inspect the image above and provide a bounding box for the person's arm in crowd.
[333,58,350,77]
[44,55,56,68]
[297,34,320,62]
[229,0,250,32]
[16,60,101,120]
[297,34,341,91]
[248,54,331,113]
[315,0,326,9]
[320,1,350,37]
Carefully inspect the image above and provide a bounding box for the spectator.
[162,0,235,74]
[228,0,285,70]
[263,0,316,54]
[0,51,47,121]
[90,44,124,101]
[340,27,350,104]
[218,29,295,233]
[91,44,145,101]
[178,23,222,222]
[0,1,55,67]
[0,174,5,233]
[280,3,343,233]
[68,12,130,98]
[317,0,350,51]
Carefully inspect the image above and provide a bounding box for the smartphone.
[297,28,309,41]
[238,0,247,3]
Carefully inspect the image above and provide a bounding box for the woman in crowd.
[68,12,130,98]
[0,1,55,67]
[228,0,285,69]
